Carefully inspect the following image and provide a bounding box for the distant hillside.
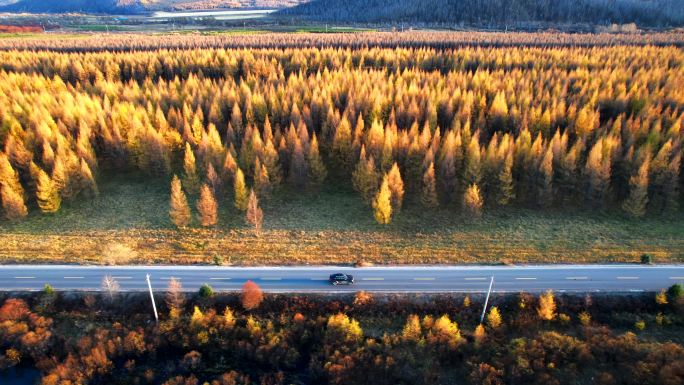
[280,0,684,28]
[0,0,306,14]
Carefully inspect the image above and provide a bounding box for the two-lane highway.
[1,265,683,293]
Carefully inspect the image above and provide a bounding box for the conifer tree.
[538,290,557,321]
[622,156,649,217]
[196,183,218,227]
[486,307,502,329]
[33,163,61,214]
[464,183,483,219]
[1,184,28,221]
[387,163,405,212]
[537,147,554,208]
[0,153,24,198]
[464,135,482,187]
[183,142,200,194]
[372,175,392,225]
[254,158,271,198]
[222,151,238,184]
[245,189,264,236]
[78,158,98,198]
[473,324,486,346]
[332,115,353,176]
[352,148,379,205]
[307,133,327,189]
[206,163,221,195]
[585,140,611,207]
[289,138,308,188]
[234,167,249,211]
[421,162,439,208]
[497,152,515,205]
[169,175,192,228]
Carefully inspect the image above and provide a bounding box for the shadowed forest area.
[1,287,684,385]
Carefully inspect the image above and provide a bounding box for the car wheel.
[332,281,337,286]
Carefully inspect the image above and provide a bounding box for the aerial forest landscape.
[0,1,684,385]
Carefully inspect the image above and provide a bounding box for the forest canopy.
[280,0,684,28]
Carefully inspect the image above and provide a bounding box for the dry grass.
[0,173,682,265]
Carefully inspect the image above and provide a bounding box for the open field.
[0,174,682,265]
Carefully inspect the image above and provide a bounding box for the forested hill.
[0,0,307,14]
[280,0,684,28]
[0,0,144,14]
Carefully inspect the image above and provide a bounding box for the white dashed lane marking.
[64,276,84,279]
[14,276,35,279]
[465,277,487,281]
[516,277,537,280]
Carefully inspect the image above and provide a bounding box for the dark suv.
[329,273,354,285]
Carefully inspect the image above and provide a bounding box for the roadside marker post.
[146,274,159,323]
[480,276,495,324]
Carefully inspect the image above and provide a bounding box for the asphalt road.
[0,265,683,293]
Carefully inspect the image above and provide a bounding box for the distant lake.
[150,9,276,19]
[0,368,40,385]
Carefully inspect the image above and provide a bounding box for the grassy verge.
[0,173,682,265]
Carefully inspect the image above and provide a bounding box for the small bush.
[43,284,54,295]
[668,284,683,301]
[634,320,646,331]
[198,284,214,298]
[640,254,653,264]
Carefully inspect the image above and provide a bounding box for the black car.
[329,273,354,285]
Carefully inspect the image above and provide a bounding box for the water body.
[151,9,275,19]
[0,367,41,385]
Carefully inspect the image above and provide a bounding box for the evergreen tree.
[584,140,611,208]
[0,153,24,198]
[387,162,405,212]
[486,306,502,329]
[289,138,308,188]
[245,189,264,235]
[254,158,271,198]
[169,175,192,228]
[497,152,515,205]
[352,147,380,205]
[183,142,200,195]
[206,163,221,195]
[372,175,392,225]
[421,162,439,208]
[0,183,28,221]
[196,183,218,227]
[234,167,249,211]
[33,163,61,214]
[622,156,650,217]
[307,133,327,189]
[464,183,483,219]
[332,115,353,176]
[538,290,557,321]
[78,158,98,198]
[537,147,554,208]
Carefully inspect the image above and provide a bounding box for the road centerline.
[617,276,639,280]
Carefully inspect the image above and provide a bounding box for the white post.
[480,276,494,324]
[146,274,159,323]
